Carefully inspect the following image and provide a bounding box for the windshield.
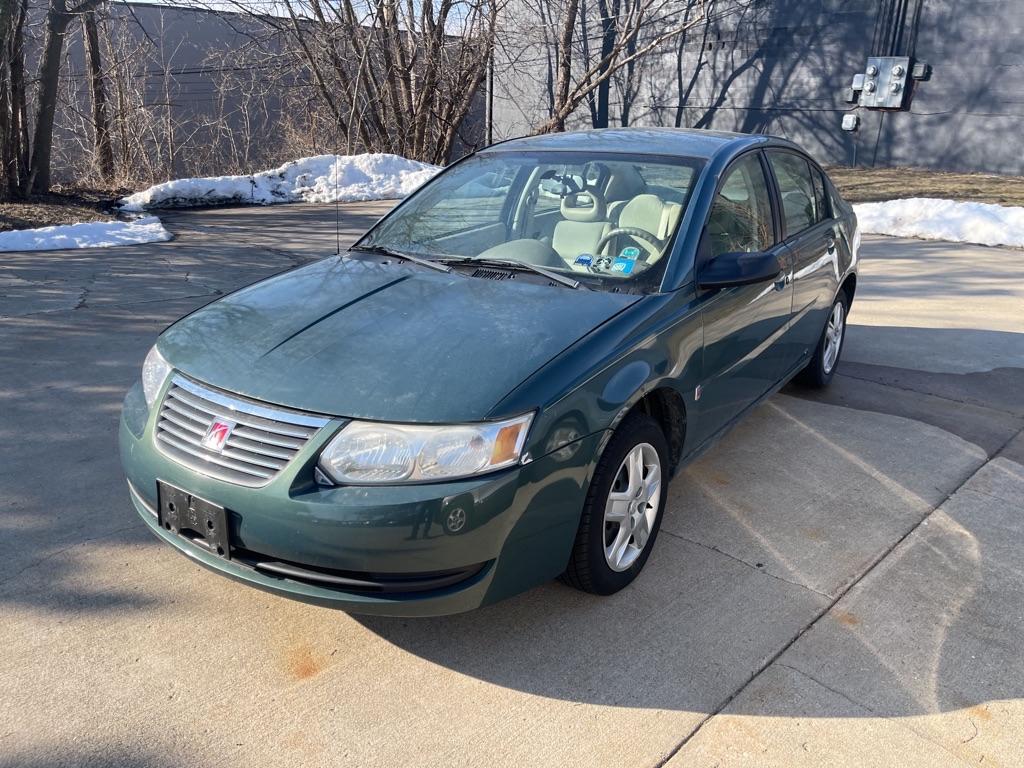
[358,151,705,288]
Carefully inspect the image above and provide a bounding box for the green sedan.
[120,128,859,615]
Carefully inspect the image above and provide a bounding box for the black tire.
[796,291,850,389]
[561,411,669,595]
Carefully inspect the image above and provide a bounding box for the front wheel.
[561,412,669,595]
[797,293,848,388]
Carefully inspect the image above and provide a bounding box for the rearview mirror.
[699,251,781,289]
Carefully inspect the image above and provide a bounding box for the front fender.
[494,288,704,468]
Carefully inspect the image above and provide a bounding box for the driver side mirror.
[698,250,781,289]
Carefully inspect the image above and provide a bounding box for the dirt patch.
[833,610,861,628]
[828,166,1024,207]
[708,470,731,486]
[284,643,325,681]
[969,704,993,722]
[0,188,128,232]
[801,526,827,542]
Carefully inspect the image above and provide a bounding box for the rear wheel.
[562,412,668,595]
[797,292,848,388]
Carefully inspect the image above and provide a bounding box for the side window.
[829,184,844,218]
[811,168,830,221]
[706,154,774,258]
[768,152,817,236]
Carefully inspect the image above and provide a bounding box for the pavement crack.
[779,665,977,766]
[6,292,222,317]
[776,663,881,714]
[0,522,142,589]
[181,271,226,296]
[960,486,1019,507]
[264,247,310,267]
[659,528,831,598]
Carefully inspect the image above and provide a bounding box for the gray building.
[490,0,1024,174]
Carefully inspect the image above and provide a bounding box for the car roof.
[481,127,800,162]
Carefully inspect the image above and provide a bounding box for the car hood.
[159,255,638,422]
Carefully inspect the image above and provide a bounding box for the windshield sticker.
[620,246,641,260]
[574,253,593,266]
[611,258,635,275]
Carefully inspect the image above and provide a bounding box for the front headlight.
[141,344,172,409]
[318,413,534,484]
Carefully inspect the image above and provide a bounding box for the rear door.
[694,151,793,445]
[765,150,842,370]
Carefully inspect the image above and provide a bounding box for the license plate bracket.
[157,481,231,560]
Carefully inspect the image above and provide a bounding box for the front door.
[695,152,793,446]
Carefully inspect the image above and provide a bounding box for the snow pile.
[854,197,1024,248]
[0,216,171,252]
[120,153,441,211]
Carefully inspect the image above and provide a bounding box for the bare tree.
[536,0,707,133]
[45,7,198,189]
[0,0,29,197]
[204,0,506,164]
[82,7,114,182]
[593,0,620,127]
[31,0,113,193]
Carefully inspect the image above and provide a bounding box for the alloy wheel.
[822,302,845,374]
[603,442,662,572]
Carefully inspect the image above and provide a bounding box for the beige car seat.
[604,166,646,227]
[552,190,611,263]
[614,194,683,263]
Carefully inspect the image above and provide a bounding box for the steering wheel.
[596,227,666,257]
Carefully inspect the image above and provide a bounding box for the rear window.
[810,167,830,221]
[767,151,818,236]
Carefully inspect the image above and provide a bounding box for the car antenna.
[334,135,341,255]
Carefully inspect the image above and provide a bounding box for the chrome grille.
[155,376,330,487]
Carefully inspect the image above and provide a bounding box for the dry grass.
[827,166,1024,207]
[0,188,126,232]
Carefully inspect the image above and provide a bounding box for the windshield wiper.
[350,244,451,273]
[440,257,581,289]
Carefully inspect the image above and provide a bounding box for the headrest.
[560,190,607,222]
[620,194,670,236]
[604,166,645,202]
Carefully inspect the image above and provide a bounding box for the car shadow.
[1,745,186,768]
[355,436,1019,721]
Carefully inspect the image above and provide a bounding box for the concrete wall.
[491,0,1024,174]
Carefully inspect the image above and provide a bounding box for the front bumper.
[119,381,600,616]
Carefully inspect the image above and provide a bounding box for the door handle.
[773,272,789,292]
[826,234,837,252]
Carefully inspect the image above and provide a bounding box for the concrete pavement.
[1,203,1022,767]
